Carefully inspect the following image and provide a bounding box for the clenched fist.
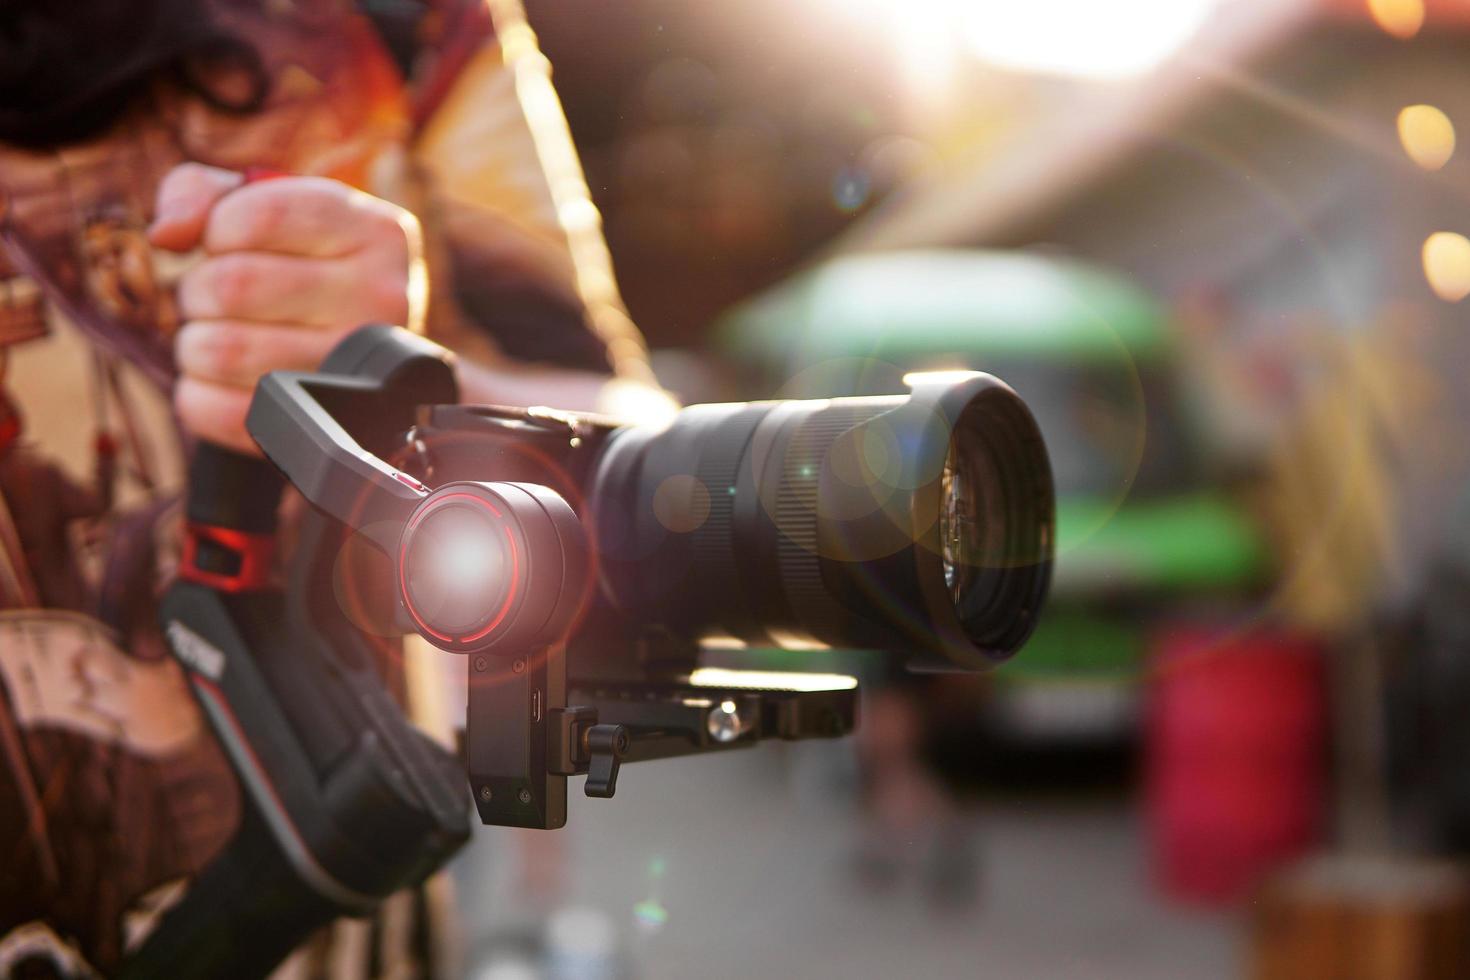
[149,163,426,454]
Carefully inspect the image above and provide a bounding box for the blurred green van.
[717,249,1267,746]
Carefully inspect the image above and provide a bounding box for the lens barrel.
[589,375,1054,671]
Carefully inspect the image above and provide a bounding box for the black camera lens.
[590,374,1054,670]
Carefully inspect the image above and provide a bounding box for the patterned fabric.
[0,611,238,974]
[0,0,411,388]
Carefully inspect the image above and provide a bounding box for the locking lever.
[583,724,630,799]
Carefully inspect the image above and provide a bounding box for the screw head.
[518,788,532,804]
[478,785,493,802]
[474,657,488,672]
[706,699,750,744]
[512,659,526,674]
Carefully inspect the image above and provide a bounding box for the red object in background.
[1146,624,1326,905]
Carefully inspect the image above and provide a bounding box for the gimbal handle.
[126,328,472,978]
[178,442,284,592]
[244,325,455,554]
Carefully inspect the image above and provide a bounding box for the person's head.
[0,0,267,148]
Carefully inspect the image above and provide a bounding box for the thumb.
[147,163,244,252]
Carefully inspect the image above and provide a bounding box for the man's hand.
[149,163,425,454]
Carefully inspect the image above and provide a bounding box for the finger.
[175,320,347,390]
[178,251,410,327]
[175,377,259,456]
[203,176,413,259]
[148,163,244,252]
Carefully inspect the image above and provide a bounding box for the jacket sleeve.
[408,0,654,382]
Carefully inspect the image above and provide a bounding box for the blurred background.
[453,1,1470,977]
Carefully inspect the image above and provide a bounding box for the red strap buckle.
[180,522,275,592]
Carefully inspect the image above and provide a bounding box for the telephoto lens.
[589,373,1054,671]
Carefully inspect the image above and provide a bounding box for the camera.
[247,326,1055,827]
[128,325,1052,975]
[393,363,1054,669]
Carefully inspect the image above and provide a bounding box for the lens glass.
[404,505,510,636]
[938,422,1013,640]
[939,450,971,605]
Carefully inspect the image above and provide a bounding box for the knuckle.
[173,378,202,428]
[299,174,348,196]
[180,323,249,382]
[211,329,251,380]
[175,380,249,450]
[174,323,204,370]
[161,161,211,196]
[384,200,418,234]
[161,162,234,206]
[178,266,208,317]
[208,256,257,313]
[242,190,293,244]
[360,196,415,248]
[297,175,351,211]
[368,267,411,322]
[389,206,421,254]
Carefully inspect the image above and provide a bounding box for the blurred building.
[840,1,1470,619]
[525,0,916,350]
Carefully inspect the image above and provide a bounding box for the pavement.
[453,740,1241,980]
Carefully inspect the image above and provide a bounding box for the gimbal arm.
[244,326,450,552]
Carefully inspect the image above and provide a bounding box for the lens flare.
[688,668,858,692]
[1367,0,1425,39]
[903,369,986,388]
[633,899,668,932]
[832,167,872,213]
[404,505,512,637]
[1397,104,1455,171]
[1423,232,1470,302]
[439,532,500,586]
[960,0,1219,79]
[634,857,669,935]
[595,377,680,427]
[652,473,711,533]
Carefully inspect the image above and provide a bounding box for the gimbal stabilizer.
[124,327,864,977]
